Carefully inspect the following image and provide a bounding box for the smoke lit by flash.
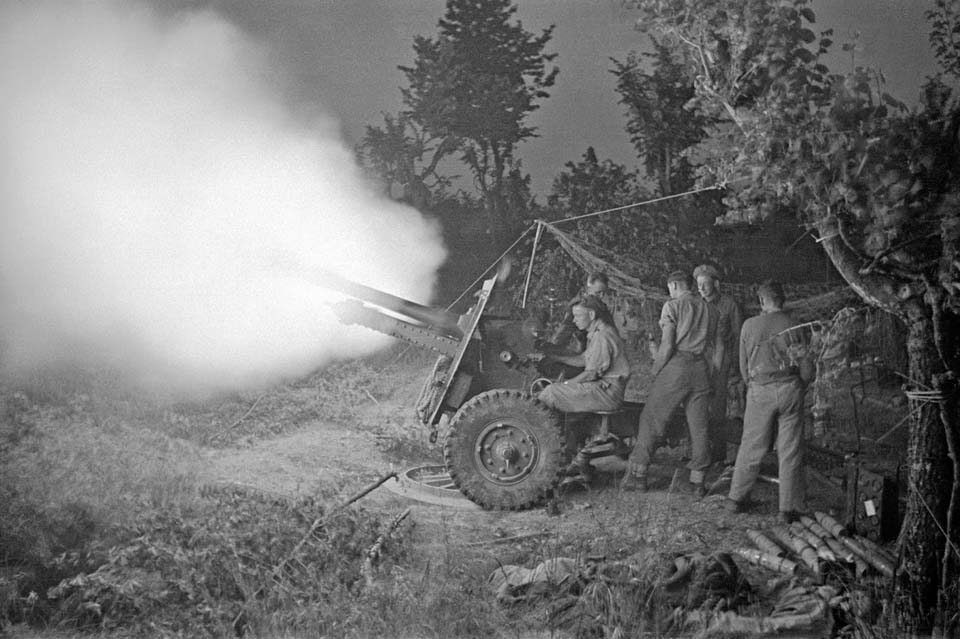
[0,0,446,393]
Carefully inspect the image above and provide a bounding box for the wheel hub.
[474,420,539,485]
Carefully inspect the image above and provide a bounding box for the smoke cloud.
[0,0,446,393]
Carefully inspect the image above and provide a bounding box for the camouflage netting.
[538,222,858,324]
[520,222,862,402]
[517,223,904,404]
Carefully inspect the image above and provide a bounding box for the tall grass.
[0,344,913,637]
[0,345,474,636]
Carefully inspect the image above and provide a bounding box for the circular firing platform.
[384,464,481,510]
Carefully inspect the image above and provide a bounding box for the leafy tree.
[547,147,643,218]
[355,112,456,210]
[626,0,960,631]
[611,40,707,194]
[399,0,558,244]
[526,148,725,305]
[928,0,960,78]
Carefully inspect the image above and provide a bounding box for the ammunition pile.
[734,511,896,582]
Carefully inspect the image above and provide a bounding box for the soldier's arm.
[729,300,744,379]
[730,298,744,336]
[554,335,610,383]
[550,351,586,369]
[653,324,676,376]
[739,325,749,382]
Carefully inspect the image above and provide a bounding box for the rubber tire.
[444,389,563,510]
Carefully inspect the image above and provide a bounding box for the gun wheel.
[444,389,563,510]
[529,377,553,394]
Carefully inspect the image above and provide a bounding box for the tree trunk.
[818,226,960,631]
[893,299,956,633]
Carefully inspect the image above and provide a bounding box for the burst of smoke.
[0,0,446,394]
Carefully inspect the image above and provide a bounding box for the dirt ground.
[200,383,848,571]
[1,353,905,638]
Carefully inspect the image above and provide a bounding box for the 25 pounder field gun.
[323,272,641,510]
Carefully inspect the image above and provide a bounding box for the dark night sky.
[166,0,940,196]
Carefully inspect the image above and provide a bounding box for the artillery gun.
[322,272,642,510]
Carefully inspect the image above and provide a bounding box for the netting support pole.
[521,220,544,309]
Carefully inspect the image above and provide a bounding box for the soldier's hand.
[731,377,746,398]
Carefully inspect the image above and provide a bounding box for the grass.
[0,344,922,638]
[0,344,554,638]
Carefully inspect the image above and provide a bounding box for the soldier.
[621,271,720,497]
[725,280,814,523]
[546,271,613,356]
[693,264,743,463]
[537,295,631,474]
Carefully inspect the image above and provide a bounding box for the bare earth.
[200,389,817,564]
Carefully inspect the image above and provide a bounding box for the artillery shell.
[854,534,897,566]
[835,538,871,577]
[792,539,822,576]
[746,528,786,557]
[769,525,797,550]
[841,536,895,578]
[790,522,837,562]
[734,548,799,576]
[824,536,857,563]
[800,517,850,562]
[815,511,847,539]
[799,515,836,543]
[771,525,821,575]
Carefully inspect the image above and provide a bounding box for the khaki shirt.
[659,291,716,356]
[584,321,631,384]
[552,289,618,352]
[740,310,801,384]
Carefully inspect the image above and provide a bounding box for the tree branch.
[671,29,748,135]
[860,232,940,276]
[922,275,953,373]
[816,217,903,316]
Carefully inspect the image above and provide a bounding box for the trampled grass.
[0,345,920,638]
[1,344,567,638]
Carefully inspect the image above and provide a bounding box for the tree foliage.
[520,148,726,308]
[611,40,707,194]
[626,0,960,631]
[399,0,558,241]
[355,112,456,210]
[928,0,960,79]
[547,147,714,281]
[547,147,643,217]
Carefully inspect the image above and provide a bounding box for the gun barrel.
[317,272,462,336]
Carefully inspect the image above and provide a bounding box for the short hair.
[586,271,609,287]
[693,264,720,281]
[757,280,785,307]
[573,294,613,325]
[667,270,692,289]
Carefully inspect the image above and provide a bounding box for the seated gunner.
[536,295,631,475]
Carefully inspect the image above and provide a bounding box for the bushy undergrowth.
[4,481,518,638]
[20,487,409,637]
[0,345,445,636]
[0,392,203,570]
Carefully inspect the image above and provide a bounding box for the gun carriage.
[323,273,642,510]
